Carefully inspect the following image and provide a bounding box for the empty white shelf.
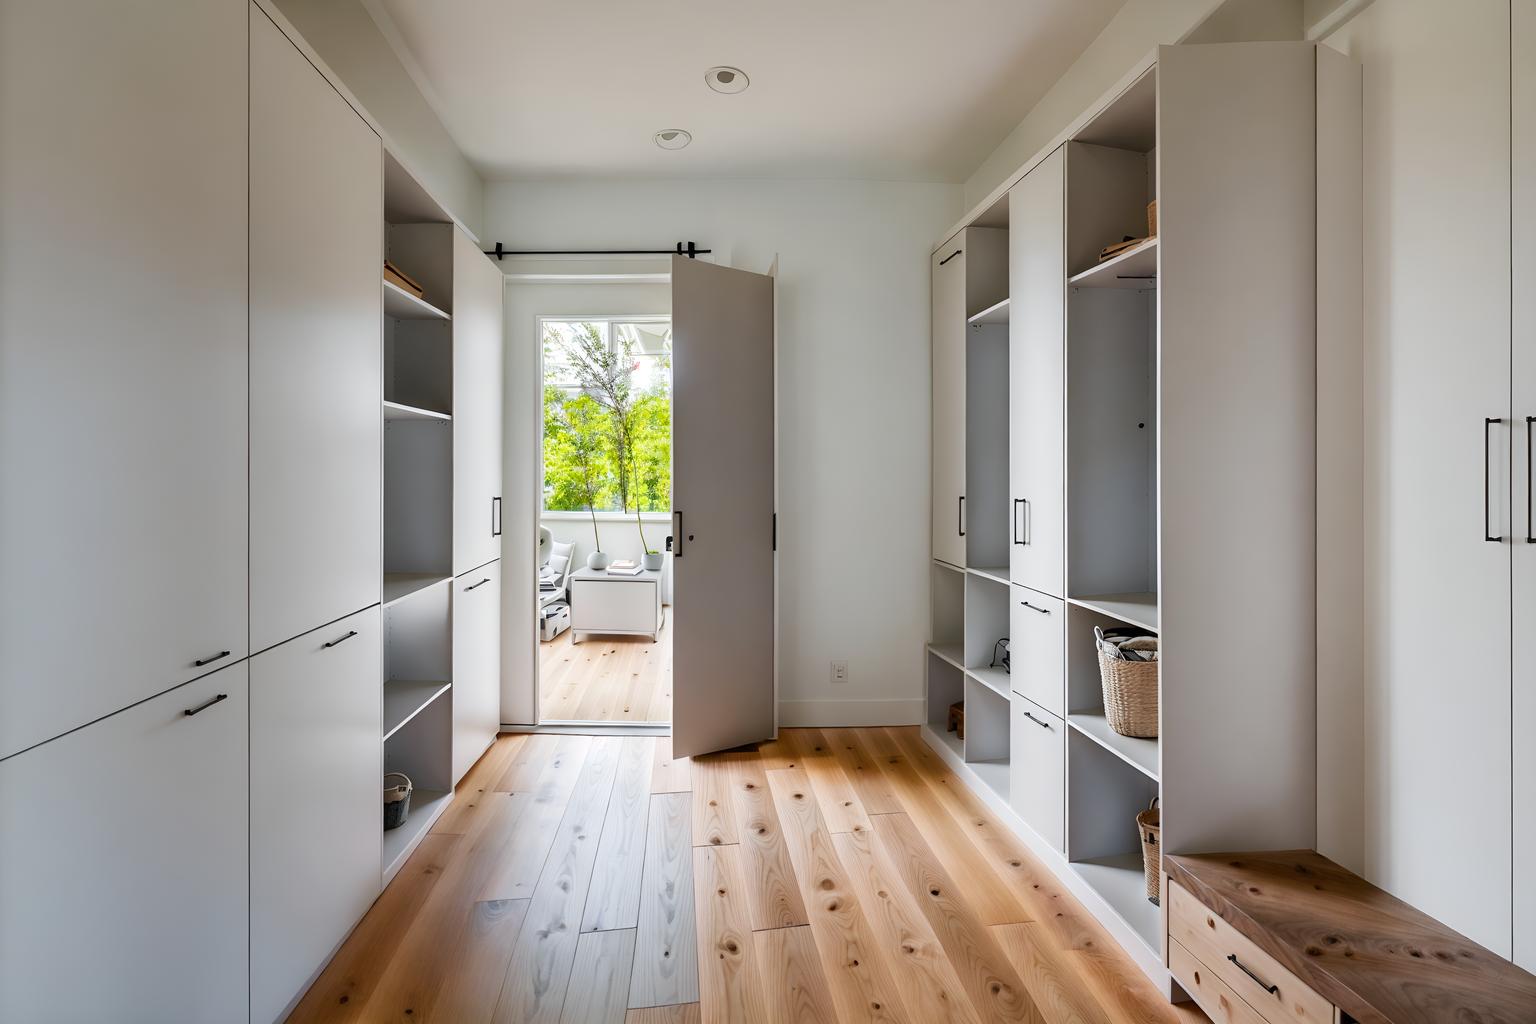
[382,680,452,740]
[1067,238,1157,289]
[926,721,964,761]
[1070,854,1162,953]
[383,279,450,321]
[966,565,1010,586]
[928,643,965,671]
[383,400,451,422]
[383,573,451,607]
[967,297,1010,325]
[933,558,965,575]
[967,757,1010,800]
[1069,713,1159,780]
[382,788,452,882]
[1067,593,1159,632]
[966,665,1012,701]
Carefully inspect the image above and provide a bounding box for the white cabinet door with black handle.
[931,241,967,568]
[452,228,505,577]
[452,559,501,784]
[250,607,381,1024]
[0,662,250,1022]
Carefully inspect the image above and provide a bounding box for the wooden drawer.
[1168,880,1333,1024]
[1009,587,1064,716]
[1169,939,1270,1024]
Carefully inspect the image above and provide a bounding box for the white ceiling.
[364,0,1126,183]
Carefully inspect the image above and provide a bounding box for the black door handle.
[1020,600,1050,615]
[1527,416,1534,544]
[1226,954,1279,996]
[465,577,491,591]
[323,630,358,648]
[491,496,502,537]
[672,510,683,558]
[194,650,231,667]
[1013,498,1024,545]
[938,248,961,266]
[184,693,229,717]
[958,495,965,538]
[1021,710,1052,730]
[1486,417,1503,542]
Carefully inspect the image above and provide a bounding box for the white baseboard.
[777,698,924,728]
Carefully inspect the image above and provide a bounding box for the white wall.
[489,179,962,727]
[272,0,484,234]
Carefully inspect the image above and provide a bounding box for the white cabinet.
[452,559,501,783]
[452,229,505,576]
[932,243,968,567]
[1008,149,1066,596]
[1009,587,1064,718]
[0,0,248,760]
[250,4,383,653]
[0,663,249,1021]
[1514,0,1536,973]
[571,568,664,641]
[250,607,382,1024]
[1010,694,1064,851]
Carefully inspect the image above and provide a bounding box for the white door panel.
[453,230,505,576]
[453,560,501,783]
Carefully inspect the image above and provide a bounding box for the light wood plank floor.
[539,615,671,724]
[290,729,1208,1023]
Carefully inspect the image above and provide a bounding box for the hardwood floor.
[539,615,671,724]
[290,729,1207,1023]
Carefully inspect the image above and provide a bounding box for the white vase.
[587,550,610,570]
[643,551,664,572]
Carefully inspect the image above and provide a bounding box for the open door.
[670,256,776,756]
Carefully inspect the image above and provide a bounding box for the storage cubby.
[965,317,1010,570]
[382,690,453,880]
[1064,603,1158,780]
[385,317,452,416]
[925,651,965,760]
[962,571,1011,699]
[384,420,452,579]
[1067,728,1160,950]
[962,677,1010,799]
[930,561,965,660]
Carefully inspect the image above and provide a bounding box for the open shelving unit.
[383,679,452,740]
[383,279,451,321]
[383,400,452,422]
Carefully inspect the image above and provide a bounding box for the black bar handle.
[1022,710,1051,730]
[194,650,231,667]
[323,630,358,649]
[1486,417,1502,542]
[1012,498,1023,545]
[672,510,683,557]
[184,693,229,717]
[1226,954,1279,996]
[491,496,502,537]
[958,495,965,538]
[938,248,961,266]
[1527,416,1534,544]
[465,577,491,591]
[1020,600,1051,615]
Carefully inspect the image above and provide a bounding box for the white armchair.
[539,539,576,609]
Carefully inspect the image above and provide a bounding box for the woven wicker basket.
[1098,647,1159,738]
[1137,799,1162,905]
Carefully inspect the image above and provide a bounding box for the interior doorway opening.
[536,315,673,726]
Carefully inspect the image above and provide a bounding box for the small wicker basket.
[1137,798,1162,905]
[1097,645,1159,738]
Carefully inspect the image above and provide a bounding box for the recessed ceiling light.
[654,129,692,150]
[705,66,749,94]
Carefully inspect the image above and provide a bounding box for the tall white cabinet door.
[0,663,249,1021]
[1514,0,1536,974]
[1328,1,1513,954]
[0,0,248,759]
[453,230,505,577]
[251,608,382,1024]
[452,559,502,782]
[250,5,383,653]
[1008,148,1066,596]
[932,241,967,567]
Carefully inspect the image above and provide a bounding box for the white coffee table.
[569,566,664,642]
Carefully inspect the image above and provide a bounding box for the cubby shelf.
[1067,238,1157,289]
[967,297,1010,325]
[1069,713,1158,780]
[1067,593,1159,632]
[966,565,1010,586]
[968,758,1010,799]
[928,642,965,671]
[966,666,1011,701]
[1070,854,1162,951]
[383,279,450,321]
[382,679,452,740]
[383,400,451,422]
[382,788,452,881]
[929,722,964,760]
[383,572,451,608]
[933,558,965,574]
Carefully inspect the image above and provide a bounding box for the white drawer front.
[1009,587,1064,716]
[572,578,659,635]
[1010,694,1065,851]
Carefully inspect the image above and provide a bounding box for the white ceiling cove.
[364,0,1126,182]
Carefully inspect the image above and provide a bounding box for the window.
[541,317,672,514]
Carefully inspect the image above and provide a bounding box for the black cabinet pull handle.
[1022,710,1051,730]
[938,248,961,266]
[1020,600,1050,615]
[491,496,502,537]
[1527,416,1534,544]
[958,495,965,537]
[672,510,683,558]
[194,650,231,667]
[1226,954,1279,995]
[465,577,491,591]
[184,693,228,717]
[323,630,358,649]
[1013,498,1024,545]
[1486,417,1502,542]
